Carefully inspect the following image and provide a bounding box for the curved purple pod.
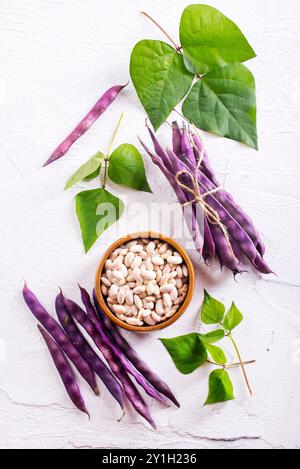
[23,284,99,395]
[38,325,89,417]
[44,84,127,166]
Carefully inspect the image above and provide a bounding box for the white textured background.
[0,0,300,449]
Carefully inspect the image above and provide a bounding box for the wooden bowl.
[95,231,195,333]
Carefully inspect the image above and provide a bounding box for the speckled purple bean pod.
[63,296,157,429]
[44,84,127,166]
[55,292,125,411]
[38,325,89,417]
[22,284,99,395]
[92,290,180,408]
[78,287,168,406]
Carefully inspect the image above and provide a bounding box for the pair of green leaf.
[130,4,258,148]
[65,143,151,253]
[160,291,244,405]
[65,144,151,193]
[161,332,233,405]
[201,290,243,332]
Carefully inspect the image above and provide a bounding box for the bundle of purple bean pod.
[23,283,178,428]
[140,122,272,275]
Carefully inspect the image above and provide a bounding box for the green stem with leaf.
[227,333,253,396]
[103,112,124,189]
[141,11,181,52]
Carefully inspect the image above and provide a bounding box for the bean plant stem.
[207,360,256,369]
[103,112,124,189]
[228,334,253,396]
[141,11,181,52]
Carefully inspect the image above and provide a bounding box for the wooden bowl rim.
[95,231,195,333]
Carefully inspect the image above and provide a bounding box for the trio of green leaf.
[130,4,258,149]
[65,114,152,253]
[161,291,254,404]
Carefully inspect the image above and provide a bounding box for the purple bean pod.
[63,296,157,429]
[23,284,99,395]
[44,84,127,166]
[38,325,89,417]
[91,290,180,407]
[55,292,125,411]
[192,135,266,256]
[140,139,203,252]
[181,124,197,166]
[79,287,168,406]
[172,121,182,157]
[181,153,271,273]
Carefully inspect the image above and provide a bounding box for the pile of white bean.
[100,238,189,327]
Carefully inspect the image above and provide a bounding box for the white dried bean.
[140,250,147,260]
[109,284,119,299]
[142,270,156,281]
[112,270,124,282]
[176,266,183,278]
[146,241,156,255]
[160,284,173,294]
[134,295,143,310]
[101,277,111,287]
[159,243,168,254]
[167,255,183,265]
[106,270,113,282]
[130,244,144,253]
[127,282,136,289]
[133,285,146,295]
[170,286,178,301]
[155,299,164,316]
[163,293,172,308]
[143,309,152,318]
[162,264,171,275]
[105,259,113,270]
[116,314,127,321]
[152,255,164,266]
[156,270,162,282]
[110,248,121,260]
[153,285,160,297]
[125,252,134,267]
[144,316,156,326]
[133,267,142,281]
[174,296,185,305]
[146,257,154,270]
[117,289,125,305]
[182,265,188,277]
[120,264,128,278]
[151,312,162,323]
[126,240,138,248]
[143,300,154,310]
[169,271,178,279]
[146,283,155,296]
[131,256,142,269]
[112,304,126,315]
[176,279,183,289]
[126,317,143,326]
[101,285,108,296]
[160,274,169,285]
[125,290,134,306]
[111,256,123,270]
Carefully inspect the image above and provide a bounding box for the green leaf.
[223,302,243,332]
[205,369,235,405]
[201,329,225,344]
[83,166,101,181]
[201,290,225,325]
[205,344,227,365]
[108,144,152,193]
[64,152,104,190]
[182,63,258,149]
[180,4,256,75]
[75,188,124,253]
[130,40,194,130]
[160,333,207,374]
